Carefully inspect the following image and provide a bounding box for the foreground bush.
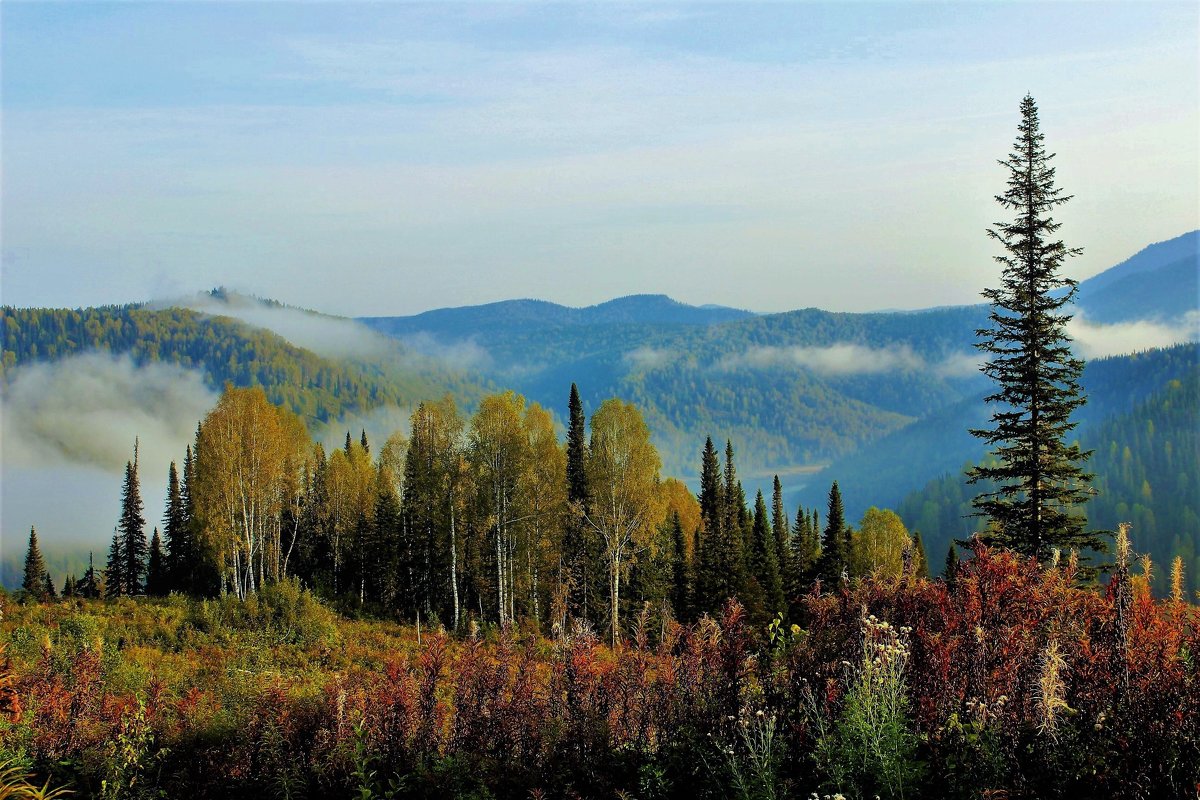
[1,545,1197,798]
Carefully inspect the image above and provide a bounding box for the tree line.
[24,381,932,642]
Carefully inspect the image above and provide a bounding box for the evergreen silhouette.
[163,461,188,593]
[912,530,930,578]
[117,452,148,595]
[944,543,960,589]
[563,383,591,619]
[667,511,693,621]
[751,490,784,615]
[104,529,124,598]
[817,481,848,584]
[147,528,166,596]
[967,94,1099,562]
[77,552,100,599]
[22,527,48,601]
[696,436,724,611]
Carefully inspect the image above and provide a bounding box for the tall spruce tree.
[117,455,148,595]
[912,530,930,579]
[104,528,124,597]
[668,511,693,621]
[751,490,784,615]
[817,481,848,584]
[967,94,1099,562]
[696,436,724,611]
[563,383,591,619]
[163,461,187,593]
[771,477,789,577]
[147,528,166,596]
[77,552,100,599]
[22,527,49,601]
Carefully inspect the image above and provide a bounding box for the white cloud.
[0,353,217,471]
[624,346,677,370]
[718,342,982,379]
[1067,311,1200,359]
[168,292,398,361]
[722,343,924,376]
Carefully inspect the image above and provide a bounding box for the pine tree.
[44,573,57,601]
[790,506,820,588]
[360,428,370,455]
[105,528,124,598]
[967,94,1100,562]
[751,490,784,616]
[771,477,790,580]
[163,461,187,593]
[668,511,693,621]
[77,552,100,599]
[696,436,724,612]
[22,527,48,601]
[117,455,148,595]
[63,575,77,598]
[563,383,591,619]
[818,481,848,584]
[944,543,960,589]
[147,528,166,596]
[912,530,930,578]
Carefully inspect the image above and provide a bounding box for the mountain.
[804,343,1200,524]
[0,299,487,425]
[361,294,754,339]
[896,362,1200,596]
[1075,231,1199,323]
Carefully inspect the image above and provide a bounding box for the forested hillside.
[898,366,1200,594]
[806,344,1199,521]
[365,301,990,475]
[1,303,483,424]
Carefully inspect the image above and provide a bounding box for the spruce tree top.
[22,527,48,600]
[968,94,1100,562]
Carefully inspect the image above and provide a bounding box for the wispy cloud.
[717,342,980,379]
[166,292,399,361]
[395,332,492,372]
[1067,310,1200,359]
[624,346,677,370]
[720,343,923,376]
[0,352,216,471]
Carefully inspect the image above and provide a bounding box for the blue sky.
[2,1,1197,316]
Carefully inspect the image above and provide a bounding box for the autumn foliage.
[1,542,1197,799]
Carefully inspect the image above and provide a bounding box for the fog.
[0,354,217,583]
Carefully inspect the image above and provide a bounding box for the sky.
[1,2,1197,317]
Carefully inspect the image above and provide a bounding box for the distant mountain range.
[2,230,1196,590]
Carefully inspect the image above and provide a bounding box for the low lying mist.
[1,353,216,583]
[1067,311,1200,359]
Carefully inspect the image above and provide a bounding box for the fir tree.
[21,527,48,601]
[944,543,960,590]
[44,573,57,601]
[63,575,77,598]
[360,428,370,455]
[817,481,848,584]
[77,552,100,599]
[564,383,591,620]
[696,436,724,612]
[118,455,148,595]
[668,511,693,621]
[751,490,784,615]
[105,528,124,598]
[967,94,1099,562]
[163,461,187,593]
[147,528,166,596]
[771,476,790,581]
[790,505,820,592]
[912,530,930,579]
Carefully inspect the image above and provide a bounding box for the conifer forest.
[3,6,1200,799]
